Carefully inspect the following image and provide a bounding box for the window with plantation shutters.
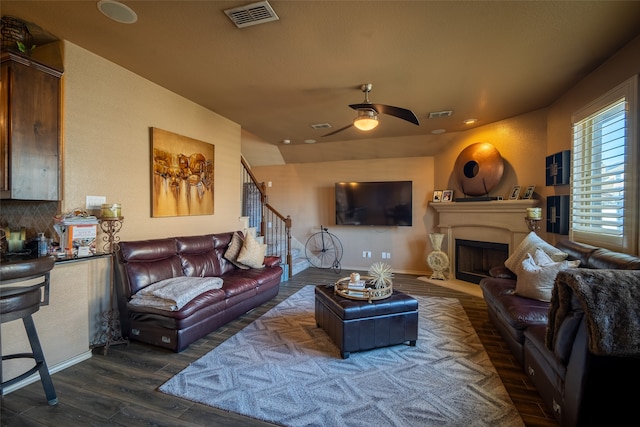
[570,75,638,252]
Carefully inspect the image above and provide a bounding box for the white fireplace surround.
[430,200,540,278]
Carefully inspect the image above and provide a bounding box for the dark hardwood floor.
[1,268,559,427]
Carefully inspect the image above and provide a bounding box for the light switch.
[86,195,106,209]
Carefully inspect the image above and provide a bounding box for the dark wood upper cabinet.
[1,51,62,200]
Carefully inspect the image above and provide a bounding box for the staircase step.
[291,257,311,276]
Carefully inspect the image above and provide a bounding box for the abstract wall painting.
[151,127,214,217]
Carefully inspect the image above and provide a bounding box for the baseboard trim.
[1,350,93,395]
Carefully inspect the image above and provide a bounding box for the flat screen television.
[335,181,412,226]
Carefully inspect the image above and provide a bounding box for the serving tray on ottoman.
[314,284,418,359]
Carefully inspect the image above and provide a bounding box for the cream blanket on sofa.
[129,276,223,311]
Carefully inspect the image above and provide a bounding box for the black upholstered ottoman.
[314,284,418,359]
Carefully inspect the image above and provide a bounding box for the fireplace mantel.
[430,200,539,230]
[429,200,541,281]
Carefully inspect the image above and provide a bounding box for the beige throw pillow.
[237,232,266,269]
[504,232,568,273]
[515,248,580,302]
[224,232,250,270]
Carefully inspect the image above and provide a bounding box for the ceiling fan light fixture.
[353,109,379,131]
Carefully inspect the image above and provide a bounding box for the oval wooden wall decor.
[454,142,504,196]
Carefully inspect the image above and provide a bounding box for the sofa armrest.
[264,255,282,268]
[488,265,517,279]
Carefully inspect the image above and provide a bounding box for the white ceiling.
[3,1,640,165]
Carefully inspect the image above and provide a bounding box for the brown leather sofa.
[114,232,282,352]
[480,239,640,426]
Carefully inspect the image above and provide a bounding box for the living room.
[2,2,640,426]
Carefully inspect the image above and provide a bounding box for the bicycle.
[305,225,343,274]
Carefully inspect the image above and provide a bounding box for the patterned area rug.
[159,285,524,427]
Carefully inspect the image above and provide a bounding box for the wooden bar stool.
[0,256,57,405]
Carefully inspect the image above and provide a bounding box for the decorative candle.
[527,208,542,219]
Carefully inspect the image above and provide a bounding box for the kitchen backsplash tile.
[1,201,60,243]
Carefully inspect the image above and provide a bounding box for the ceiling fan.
[323,83,420,137]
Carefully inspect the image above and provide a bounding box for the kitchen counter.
[1,254,111,393]
[1,251,111,264]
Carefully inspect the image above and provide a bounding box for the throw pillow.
[237,232,266,269]
[223,232,250,270]
[504,232,568,273]
[515,249,580,301]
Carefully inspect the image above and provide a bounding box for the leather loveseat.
[480,238,640,426]
[114,231,282,352]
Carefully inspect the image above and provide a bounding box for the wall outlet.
[386,252,391,259]
[367,251,372,258]
[86,195,106,210]
[363,251,367,258]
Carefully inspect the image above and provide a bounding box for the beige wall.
[253,157,434,274]
[253,116,537,275]
[546,35,640,248]
[547,35,640,157]
[252,110,547,274]
[60,41,246,241]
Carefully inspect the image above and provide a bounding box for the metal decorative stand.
[93,217,128,355]
[525,217,542,233]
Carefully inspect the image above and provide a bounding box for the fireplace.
[430,199,540,284]
[455,239,509,283]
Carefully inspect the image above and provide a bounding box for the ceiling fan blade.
[348,103,379,113]
[322,123,353,137]
[348,103,419,125]
[372,104,420,125]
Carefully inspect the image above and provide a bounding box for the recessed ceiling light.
[282,139,291,144]
[97,0,138,24]
[431,129,446,134]
[304,139,316,144]
[463,118,477,125]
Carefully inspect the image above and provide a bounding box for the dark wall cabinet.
[547,195,569,235]
[545,150,571,186]
[1,52,62,200]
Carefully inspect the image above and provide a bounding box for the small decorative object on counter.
[427,233,449,280]
[37,232,49,257]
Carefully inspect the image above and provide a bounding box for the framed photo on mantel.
[442,190,453,202]
[432,190,443,202]
[509,185,521,200]
[523,185,535,199]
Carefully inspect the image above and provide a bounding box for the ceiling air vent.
[310,123,332,130]
[224,1,279,28]
[428,110,453,119]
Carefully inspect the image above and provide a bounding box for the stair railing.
[241,157,293,278]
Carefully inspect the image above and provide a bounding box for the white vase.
[427,233,449,280]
